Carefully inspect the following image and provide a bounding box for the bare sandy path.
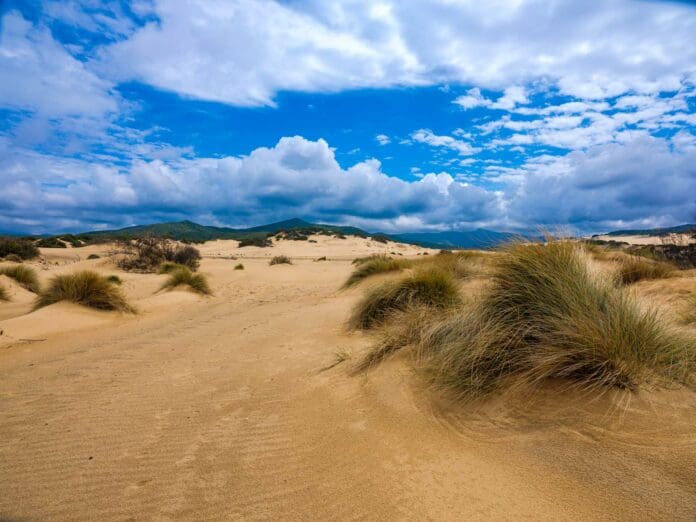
[1,254,695,520]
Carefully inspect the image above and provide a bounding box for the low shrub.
[87,254,100,260]
[36,237,66,248]
[35,271,133,312]
[615,256,674,285]
[234,263,245,270]
[0,237,39,260]
[315,256,327,261]
[117,237,201,272]
[238,236,273,248]
[160,266,211,295]
[0,284,7,301]
[371,234,390,244]
[343,256,409,287]
[0,265,40,293]
[4,254,22,263]
[348,268,460,330]
[269,255,292,266]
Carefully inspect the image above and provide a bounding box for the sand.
[1,235,695,520]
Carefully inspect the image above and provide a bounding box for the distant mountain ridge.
[596,224,696,237]
[34,218,521,249]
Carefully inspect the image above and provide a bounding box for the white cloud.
[95,0,696,105]
[375,133,391,145]
[410,129,480,156]
[0,11,117,117]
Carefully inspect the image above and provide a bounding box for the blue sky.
[1,0,695,235]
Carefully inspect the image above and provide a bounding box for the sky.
[1,0,695,235]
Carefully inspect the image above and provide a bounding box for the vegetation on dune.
[36,237,67,248]
[353,240,695,398]
[420,241,694,397]
[344,256,410,287]
[0,237,39,260]
[349,267,461,330]
[117,236,201,272]
[35,271,133,312]
[160,266,212,295]
[0,283,8,301]
[269,255,292,265]
[3,254,23,263]
[315,256,327,261]
[234,263,245,270]
[87,254,100,260]
[615,256,674,285]
[239,236,273,248]
[106,274,123,285]
[0,265,40,293]
[157,261,189,274]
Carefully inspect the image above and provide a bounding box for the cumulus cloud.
[2,133,693,235]
[0,136,502,233]
[375,134,391,145]
[0,11,116,117]
[92,0,696,105]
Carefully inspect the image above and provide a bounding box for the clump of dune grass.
[158,261,188,274]
[0,265,40,293]
[343,256,410,287]
[349,267,460,330]
[614,256,674,285]
[234,263,244,270]
[87,254,100,260]
[352,253,391,265]
[419,241,694,397]
[269,255,292,266]
[4,254,23,263]
[106,274,122,285]
[315,256,327,261]
[160,266,211,295]
[0,283,8,301]
[35,271,133,312]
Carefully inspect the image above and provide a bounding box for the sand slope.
[1,238,695,520]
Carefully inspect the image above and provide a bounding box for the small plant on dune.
[352,253,389,265]
[269,255,292,266]
[615,256,674,285]
[160,266,212,295]
[0,237,39,260]
[343,256,410,287]
[349,267,461,330]
[419,241,694,397]
[106,274,123,285]
[0,265,40,293]
[0,283,8,301]
[315,256,327,261]
[87,254,100,260]
[4,254,23,263]
[35,271,133,312]
[158,261,188,274]
[234,263,245,270]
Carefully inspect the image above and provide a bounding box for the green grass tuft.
[420,241,694,397]
[349,267,461,330]
[614,256,674,285]
[343,256,410,287]
[269,255,292,266]
[106,274,123,285]
[160,266,212,295]
[158,261,188,274]
[35,270,133,312]
[0,265,40,293]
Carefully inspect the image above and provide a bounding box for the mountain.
[27,218,522,249]
[391,229,520,249]
[597,224,696,237]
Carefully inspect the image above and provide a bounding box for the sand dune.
[1,236,695,520]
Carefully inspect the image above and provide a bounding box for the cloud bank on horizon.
[0,0,695,234]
